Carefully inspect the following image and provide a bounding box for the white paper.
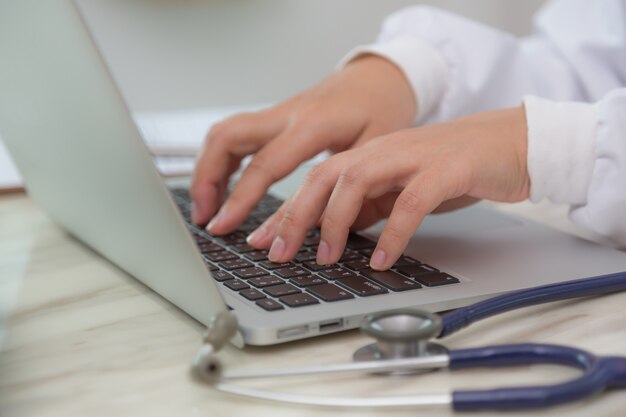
[0,104,329,187]
[134,104,271,153]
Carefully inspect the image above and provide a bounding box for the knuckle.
[279,206,300,230]
[320,214,343,234]
[305,163,332,185]
[245,155,275,182]
[382,224,406,243]
[337,166,363,189]
[290,107,325,135]
[206,120,234,145]
[396,189,423,214]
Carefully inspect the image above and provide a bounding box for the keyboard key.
[248,276,285,288]
[396,264,438,278]
[212,270,234,282]
[231,242,257,253]
[335,276,388,297]
[204,250,238,262]
[198,242,223,253]
[303,236,320,246]
[358,248,375,257]
[279,293,320,307]
[393,256,421,267]
[302,262,335,272]
[256,298,284,311]
[339,249,361,262]
[320,267,357,280]
[221,232,246,244]
[275,265,310,279]
[240,288,266,301]
[233,267,269,279]
[346,234,376,250]
[244,250,269,262]
[236,222,258,233]
[194,235,212,245]
[294,249,317,263]
[361,269,422,292]
[264,284,301,297]
[290,275,327,287]
[307,283,355,302]
[224,279,249,291]
[414,273,460,287]
[344,259,371,271]
[259,261,294,270]
[219,258,254,270]
[204,261,219,272]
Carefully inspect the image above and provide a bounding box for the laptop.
[2,0,626,347]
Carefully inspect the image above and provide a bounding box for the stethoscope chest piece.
[354,309,447,375]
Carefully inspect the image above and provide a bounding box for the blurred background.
[78,0,544,112]
[1,0,545,189]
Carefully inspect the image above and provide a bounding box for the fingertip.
[191,201,201,225]
[370,248,389,271]
[191,182,219,226]
[316,239,331,265]
[206,197,250,235]
[246,225,273,249]
[268,236,286,263]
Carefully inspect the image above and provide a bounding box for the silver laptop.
[2,0,626,347]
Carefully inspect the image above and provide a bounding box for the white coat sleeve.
[341,0,626,123]
[526,90,626,248]
[339,0,626,247]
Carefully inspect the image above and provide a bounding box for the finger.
[350,192,399,230]
[267,161,342,263]
[245,198,291,249]
[190,111,284,225]
[316,156,406,264]
[207,125,332,235]
[432,196,480,213]
[371,172,463,270]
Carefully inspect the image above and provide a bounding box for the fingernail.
[316,240,331,265]
[207,207,226,232]
[268,236,286,262]
[247,226,269,246]
[370,249,387,270]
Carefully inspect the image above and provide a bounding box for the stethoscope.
[191,271,626,411]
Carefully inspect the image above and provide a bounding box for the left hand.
[246,106,530,270]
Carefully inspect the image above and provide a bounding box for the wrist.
[338,36,448,124]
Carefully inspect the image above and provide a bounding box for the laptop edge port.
[319,319,344,333]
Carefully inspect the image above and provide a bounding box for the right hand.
[190,55,417,234]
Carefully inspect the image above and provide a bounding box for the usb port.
[319,319,343,333]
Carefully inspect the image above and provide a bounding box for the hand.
[249,106,530,270]
[190,55,416,233]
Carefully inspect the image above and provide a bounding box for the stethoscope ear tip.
[191,344,224,385]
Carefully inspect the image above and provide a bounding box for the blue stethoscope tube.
[195,271,626,410]
[440,270,626,338]
[449,343,626,411]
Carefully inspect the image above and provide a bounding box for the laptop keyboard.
[170,188,459,311]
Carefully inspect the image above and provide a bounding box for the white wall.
[79,0,545,112]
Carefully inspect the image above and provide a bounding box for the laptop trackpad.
[415,204,522,236]
[364,204,522,239]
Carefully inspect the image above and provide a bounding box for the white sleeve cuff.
[524,95,598,205]
[337,36,448,124]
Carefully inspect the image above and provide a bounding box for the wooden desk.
[1,192,625,417]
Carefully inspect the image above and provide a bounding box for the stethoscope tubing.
[450,343,626,411]
[196,271,626,410]
[440,270,626,338]
[214,343,626,410]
